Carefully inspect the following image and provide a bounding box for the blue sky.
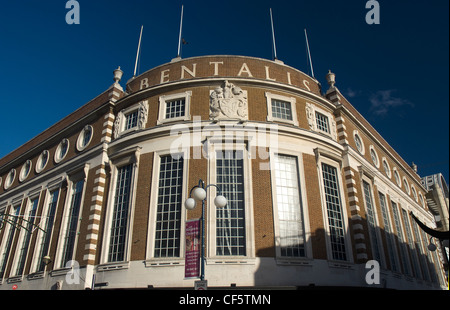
[0,0,448,184]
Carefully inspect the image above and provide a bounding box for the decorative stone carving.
[113,111,124,139]
[210,80,248,121]
[137,100,149,129]
[305,102,315,130]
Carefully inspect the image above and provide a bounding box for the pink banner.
[184,219,200,279]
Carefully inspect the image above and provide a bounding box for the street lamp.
[428,237,437,252]
[184,179,227,281]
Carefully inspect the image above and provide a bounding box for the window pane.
[271,99,292,121]
[154,156,183,258]
[274,154,306,257]
[37,189,59,272]
[15,198,39,275]
[0,206,21,278]
[378,193,400,273]
[401,208,422,279]
[321,163,346,261]
[108,164,134,262]
[216,150,246,256]
[391,202,412,276]
[362,181,382,263]
[125,111,138,130]
[315,112,330,133]
[61,180,84,267]
[165,98,186,119]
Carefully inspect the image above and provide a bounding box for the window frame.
[411,185,418,202]
[353,130,365,155]
[19,160,32,183]
[378,192,401,273]
[315,152,353,263]
[100,147,140,267]
[361,178,386,268]
[54,138,70,164]
[393,167,402,187]
[157,91,192,125]
[401,207,423,279]
[382,157,391,179]
[0,203,22,281]
[266,92,298,126]
[35,150,49,174]
[54,164,89,270]
[107,163,135,263]
[403,177,411,195]
[145,149,188,265]
[391,201,413,277]
[369,145,380,168]
[4,169,16,190]
[269,150,312,263]
[30,181,62,274]
[76,125,94,152]
[10,192,41,277]
[206,140,255,263]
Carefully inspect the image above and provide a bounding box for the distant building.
[421,173,449,275]
[422,173,449,232]
[0,55,447,290]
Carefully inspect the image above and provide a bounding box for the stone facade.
[0,56,446,290]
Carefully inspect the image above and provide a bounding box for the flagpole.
[270,8,278,60]
[177,5,184,58]
[304,28,315,78]
[133,25,144,77]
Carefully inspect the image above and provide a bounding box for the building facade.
[422,173,449,233]
[0,55,447,290]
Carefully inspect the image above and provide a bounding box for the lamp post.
[185,179,227,281]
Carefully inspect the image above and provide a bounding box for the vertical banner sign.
[185,219,200,279]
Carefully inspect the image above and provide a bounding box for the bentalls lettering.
[138,61,312,92]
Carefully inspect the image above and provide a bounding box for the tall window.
[108,164,134,262]
[216,150,246,256]
[273,154,306,257]
[391,202,412,276]
[418,228,439,284]
[14,198,39,276]
[321,163,347,261]
[154,156,184,258]
[411,220,431,281]
[60,180,84,267]
[0,206,21,278]
[362,181,383,264]
[378,193,400,273]
[401,209,422,279]
[36,189,59,272]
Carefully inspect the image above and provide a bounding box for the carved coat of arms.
[210,80,248,121]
